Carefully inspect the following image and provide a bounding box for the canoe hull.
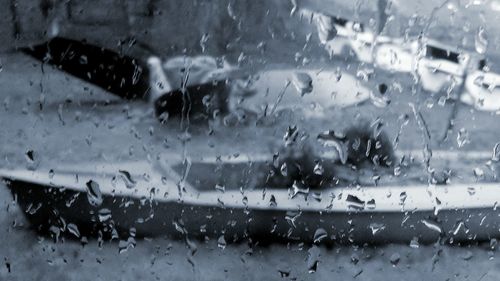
[6,179,500,245]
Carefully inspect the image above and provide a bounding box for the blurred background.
[1,0,500,280]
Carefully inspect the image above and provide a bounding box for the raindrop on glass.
[370,91,390,108]
[473,167,485,180]
[85,180,103,206]
[316,14,337,43]
[346,194,365,211]
[280,162,288,176]
[366,199,376,210]
[307,245,320,273]
[399,191,407,205]
[118,170,136,189]
[313,162,324,175]
[457,128,470,148]
[269,195,277,207]
[48,169,55,179]
[409,237,420,248]
[215,184,225,193]
[369,222,386,235]
[217,235,227,249]
[290,181,309,198]
[98,208,112,222]
[67,223,80,238]
[461,251,474,261]
[492,142,500,162]
[313,228,328,243]
[389,253,401,266]
[475,26,488,55]
[421,219,442,233]
[467,187,476,195]
[291,72,313,96]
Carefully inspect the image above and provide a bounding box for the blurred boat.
[4,36,500,246]
[2,147,500,244]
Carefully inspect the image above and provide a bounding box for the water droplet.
[290,181,309,198]
[389,253,401,266]
[316,14,337,43]
[473,168,485,180]
[85,135,92,146]
[118,237,136,254]
[284,126,299,146]
[200,33,210,53]
[285,211,301,228]
[346,194,365,210]
[457,128,470,148]
[307,245,320,273]
[317,131,348,164]
[25,150,35,162]
[272,152,280,168]
[291,72,313,96]
[370,91,391,108]
[369,222,386,235]
[227,2,237,19]
[394,165,402,176]
[351,254,360,264]
[79,55,88,65]
[461,251,474,260]
[217,235,227,249]
[366,199,376,210]
[421,219,442,233]
[313,163,324,175]
[26,202,42,215]
[65,193,79,207]
[280,162,288,176]
[475,26,488,54]
[257,41,266,53]
[490,238,498,250]
[278,268,290,278]
[215,184,225,193]
[311,192,322,202]
[378,83,388,94]
[356,69,372,81]
[467,187,476,195]
[399,191,407,205]
[492,142,500,162]
[432,170,450,185]
[237,52,246,66]
[452,220,468,235]
[269,195,277,207]
[85,180,103,206]
[118,170,136,189]
[49,225,61,242]
[67,223,80,238]
[313,228,328,243]
[98,208,112,222]
[57,103,65,125]
[409,237,420,248]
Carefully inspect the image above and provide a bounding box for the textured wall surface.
[1,0,319,64]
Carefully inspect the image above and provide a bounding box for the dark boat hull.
[6,179,500,245]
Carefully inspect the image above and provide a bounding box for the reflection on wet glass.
[1,0,500,279]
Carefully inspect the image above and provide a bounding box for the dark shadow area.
[21,37,151,100]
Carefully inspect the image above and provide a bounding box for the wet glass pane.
[1,0,500,280]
